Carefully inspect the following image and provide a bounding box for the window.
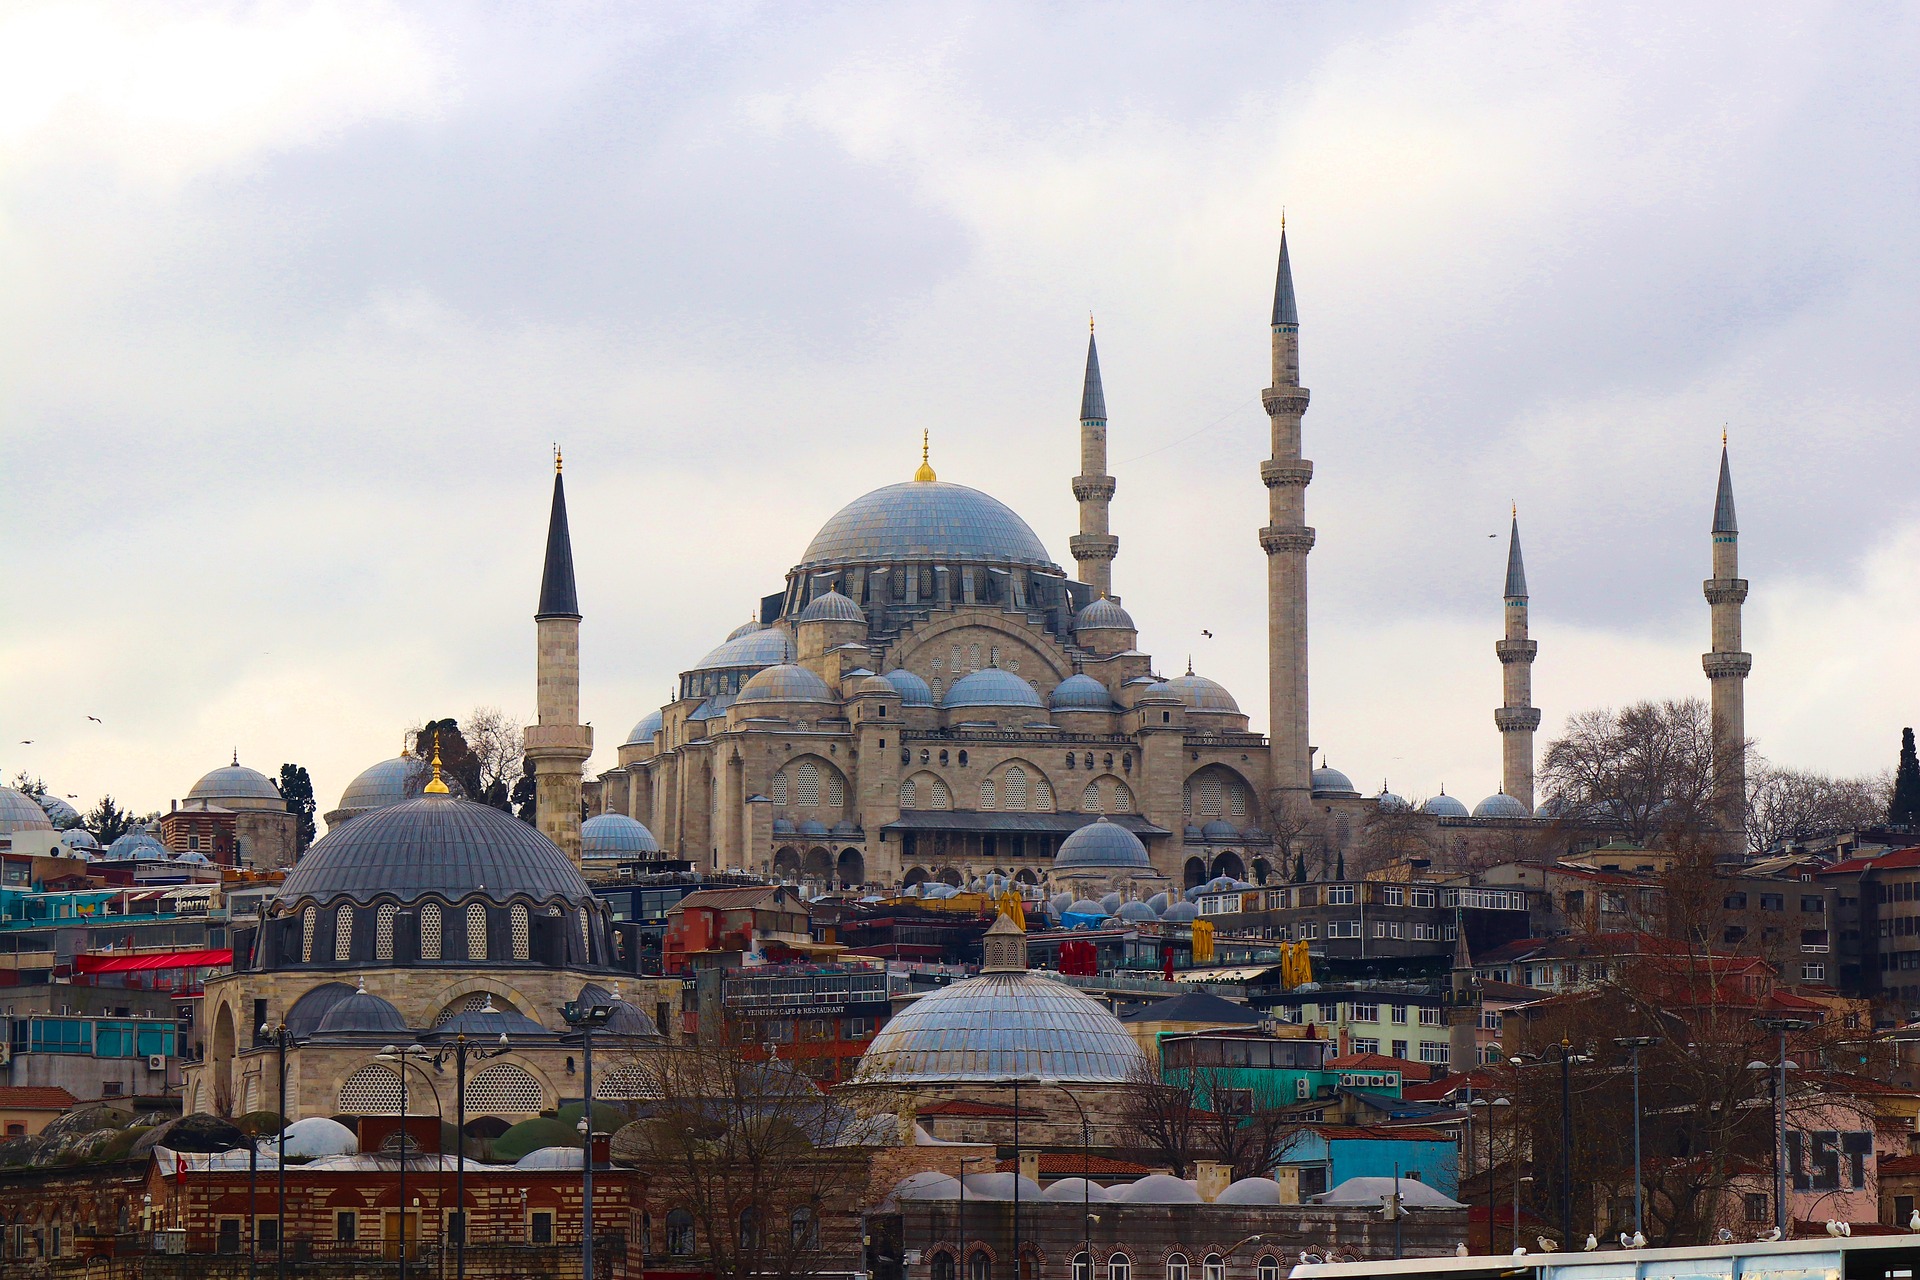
[1352,1038,1380,1055]
[1760,894,1784,912]
[828,774,845,806]
[900,779,916,809]
[1328,885,1356,905]
[467,902,487,959]
[336,1211,357,1242]
[1392,1039,1409,1059]
[217,1219,241,1255]
[981,780,998,809]
[1803,963,1826,982]
[667,1210,695,1257]
[338,1064,405,1113]
[1258,1258,1280,1280]
[1419,1007,1443,1027]
[301,907,316,962]
[1724,892,1748,910]
[1351,1003,1379,1022]
[468,1063,543,1113]
[1076,1254,1094,1280]
[1113,783,1131,810]
[931,780,951,809]
[1084,782,1102,812]
[1109,1254,1132,1280]
[935,1255,957,1280]
[1373,921,1387,938]
[1744,1193,1769,1223]
[790,1207,819,1251]
[1204,1256,1224,1280]
[1167,1254,1189,1280]
[1420,1042,1451,1064]
[772,774,789,805]
[375,904,396,962]
[797,763,820,807]
[1379,886,1403,906]
[420,904,441,960]
[531,1211,554,1244]
[1005,766,1029,810]
[971,1252,992,1280]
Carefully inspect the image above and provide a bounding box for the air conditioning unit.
[147,1054,168,1071]
[0,1044,11,1066]
[1295,1078,1310,1100]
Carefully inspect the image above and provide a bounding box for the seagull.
[1716,1229,1734,1244]
[1455,1244,1469,1258]
[1585,1235,1599,1251]
[1909,1209,1919,1231]
[86,715,101,723]
[1619,1233,1634,1250]
[1838,1222,1851,1238]
[1824,1222,1841,1238]
[1201,630,1213,639]
[1632,1232,1647,1248]
[18,740,30,745]
[1297,1253,1320,1267]
[1512,1246,1527,1257]
[1537,1237,1559,1253]
[1759,1226,1782,1242]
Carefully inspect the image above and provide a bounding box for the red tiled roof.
[1863,848,1920,871]
[995,1154,1155,1176]
[1878,1154,1920,1177]
[918,1100,1018,1117]
[0,1086,78,1110]
[1325,1052,1419,1073]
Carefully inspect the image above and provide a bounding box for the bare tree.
[1541,699,1738,847]
[1746,764,1891,853]
[1349,798,1435,878]
[1117,1057,1302,1179]
[464,705,525,806]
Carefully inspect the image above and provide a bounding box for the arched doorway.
[1183,857,1206,889]
[803,847,834,881]
[1013,869,1037,885]
[773,847,801,879]
[903,866,929,888]
[937,867,963,887]
[1210,851,1245,881]
[837,848,865,885]
[209,1003,236,1117]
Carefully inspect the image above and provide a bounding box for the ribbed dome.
[1422,792,1469,818]
[737,664,833,704]
[799,591,865,623]
[691,628,793,672]
[800,481,1058,570]
[855,971,1146,1085]
[1115,900,1158,922]
[1075,598,1136,631]
[943,669,1042,709]
[334,754,428,821]
[188,762,283,810]
[581,813,660,859]
[1160,672,1240,713]
[1049,674,1114,710]
[107,832,165,860]
[1376,788,1408,811]
[1055,817,1151,871]
[37,795,79,826]
[314,987,410,1036]
[60,828,99,851]
[0,786,54,835]
[882,669,934,706]
[726,618,763,641]
[1474,791,1531,819]
[624,711,663,746]
[1161,901,1198,923]
[276,795,594,908]
[1311,766,1358,797]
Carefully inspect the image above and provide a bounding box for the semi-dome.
[1049,674,1114,711]
[798,591,865,623]
[275,794,594,908]
[36,794,79,827]
[1160,672,1240,713]
[944,669,1043,709]
[1422,791,1469,818]
[1474,791,1531,819]
[334,754,428,821]
[799,481,1058,570]
[882,668,934,706]
[188,761,283,810]
[1075,598,1136,631]
[581,812,660,859]
[1200,820,1239,841]
[692,628,794,672]
[624,711,664,746]
[0,786,55,835]
[1055,817,1151,872]
[314,986,411,1037]
[855,971,1147,1085]
[1311,765,1358,797]
[737,664,833,704]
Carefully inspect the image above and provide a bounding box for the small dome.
[855,971,1147,1085]
[60,828,100,851]
[1119,1173,1202,1204]
[178,851,212,864]
[857,675,898,698]
[1048,892,1074,914]
[37,795,79,826]
[799,591,865,623]
[1215,1177,1285,1206]
[692,628,795,672]
[1422,792,1469,818]
[1376,787,1408,811]
[1474,791,1531,819]
[798,819,829,836]
[1066,899,1107,916]
[1050,675,1114,711]
[1044,1177,1112,1202]
[107,832,165,860]
[1075,598,1136,631]
[1115,901,1158,922]
[726,618,763,641]
[581,813,660,859]
[960,1173,1046,1202]
[891,1171,963,1201]
[281,1117,358,1158]
[314,987,410,1037]
[738,664,834,704]
[188,762,283,810]
[1160,672,1240,713]
[1146,892,1171,912]
[624,711,664,746]
[1536,795,1572,819]
[1099,892,1123,914]
[1161,901,1198,923]
[0,787,56,835]
[516,1145,586,1169]
[943,669,1043,710]
[882,668,934,706]
[1311,765,1358,797]
[1055,817,1151,871]
[334,754,429,821]
[1201,820,1239,841]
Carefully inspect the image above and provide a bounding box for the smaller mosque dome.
[1422,792,1469,818]
[280,1117,358,1158]
[1200,820,1239,841]
[1044,1177,1113,1203]
[1161,901,1199,923]
[516,1146,585,1170]
[335,754,427,821]
[1215,1178,1285,1206]
[1075,598,1136,631]
[799,591,865,623]
[624,711,664,746]
[1055,817,1151,871]
[1536,795,1572,819]
[856,675,898,698]
[1376,786,1408,811]
[1120,1173,1203,1204]
[107,832,165,860]
[692,628,794,672]
[1048,892,1073,915]
[314,987,410,1037]
[60,828,100,851]
[882,668,934,706]
[1145,892,1171,912]
[188,761,283,810]
[726,618,763,641]
[1050,674,1114,711]
[1099,891,1123,914]
[1311,765,1358,797]
[1115,900,1158,922]
[581,813,660,859]
[1160,672,1240,713]
[944,669,1043,710]
[0,787,55,835]
[37,794,79,826]
[1066,900,1108,918]
[738,664,834,704]
[1473,791,1531,819]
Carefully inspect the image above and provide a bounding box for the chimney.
[1196,1161,1232,1203]
[1018,1150,1040,1185]
[1272,1166,1301,1205]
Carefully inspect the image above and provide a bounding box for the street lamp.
[428,998,512,1280]
[562,1000,616,1280]
[1017,1078,1093,1280]
[1466,1095,1509,1253]
[257,1021,293,1280]
[1613,1036,1660,1240]
[375,1043,441,1280]
[1510,1039,1591,1248]
[1754,1017,1814,1237]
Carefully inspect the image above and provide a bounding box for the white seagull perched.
[1585,1235,1600,1252]
[1759,1226,1783,1242]
[1455,1244,1469,1258]
[1716,1229,1735,1244]
[1537,1237,1559,1253]
[1619,1233,1634,1250]
[1825,1221,1842,1238]
[1838,1222,1852,1238]
[1512,1246,1527,1257]
[1633,1232,1647,1248]
[1909,1209,1920,1231]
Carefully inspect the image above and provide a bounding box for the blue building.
[1278,1123,1458,1200]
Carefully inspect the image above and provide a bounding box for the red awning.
[74,949,232,974]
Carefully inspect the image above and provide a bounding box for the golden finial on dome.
[554,443,563,474]
[424,729,450,795]
[1723,425,1728,448]
[914,429,937,483]
[1089,311,1095,333]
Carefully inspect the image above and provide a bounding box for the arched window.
[1204,1256,1224,1280]
[467,1063,543,1113]
[828,773,845,806]
[1113,783,1132,811]
[772,773,789,806]
[466,902,488,960]
[578,907,592,959]
[1033,776,1052,810]
[930,780,951,810]
[1200,777,1223,816]
[420,904,442,960]
[337,1064,404,1113]
[1167,1254,1189,1280]
[334,905,354,961]
[790,1207,819,1250]
[934,1254,956,1280]
[738,1207,759,1252]
[900,778,917,809]
[510,905,530,961]
[243,1075,260,1113]
[301,906,316,962]
[1075,1254,1093,1280]
[1083,782,1101,813]
[1230,785,1248,819]
[969,1251,992,1280]
[1183,783,1193,816]
[980,780,997,810]
[1004,766,1028,810]
[1109,1254,1132,1280]
[1257,1258,1280,1280]
[667,1210,695,1257]
[797,762,820,807]
[375,904,397,962]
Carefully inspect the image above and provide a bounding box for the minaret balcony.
[1261,386,1310,415]
[1072,476,1117,502]
[1260,460,1314,489]
[1494,639,1538,664]
[1702,651,1753,679]
[1494,707,1542,732]
[1069,533,1118,562]
[1703,578,1749,605]
[1259,525,1316,555]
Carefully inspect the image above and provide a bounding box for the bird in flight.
[87,715,102,723]
[19,740,30,745]
[1200,629,1213,638]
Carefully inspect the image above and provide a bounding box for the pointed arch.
[987,758,1055,812]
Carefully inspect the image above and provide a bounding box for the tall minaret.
[1262,224,1314,797]
[526,450,594,868]
[1070,321,1118,598]
[1703,438,1751,851]
[1495,507,1541,810]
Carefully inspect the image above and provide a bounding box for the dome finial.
[1089,311,1095,333]
[1186,655,1194,676]
[914,430,937,483]
[424,730,451,795]
[554,442,563,473]
[231,748,239,767]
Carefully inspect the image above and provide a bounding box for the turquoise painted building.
[1278,1124,1458,1200]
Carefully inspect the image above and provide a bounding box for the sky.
[2,1,1915,824]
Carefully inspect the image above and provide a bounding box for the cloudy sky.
[3,1,1915,824]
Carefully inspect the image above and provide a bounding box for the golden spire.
[914,429,937,483]
[424,729,450,795]
[1089,311,1095,333]
[1512,499,1517,518]
[554,443,563,473]
[1722,426,1728,448]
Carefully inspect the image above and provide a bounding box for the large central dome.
[800,481,1058,571]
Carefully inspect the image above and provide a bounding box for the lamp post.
[1754,1017,1814,1237]
[376,1044,442,1280]
[430,1005,511,1280]
[1613,1036,1659,1240]
[258,1021,292,1280]
[1018,1078,1092,1280]
[562,1000,615,1280]
[1510,1039,1590,1248]
[1466,1095,1509,1253]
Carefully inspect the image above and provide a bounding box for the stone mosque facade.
[573,230,1754,889]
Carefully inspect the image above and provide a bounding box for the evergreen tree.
[279,763,317,848]
[1291,851,1307,883]
[83,796,140,845]
[1893,727,1920,829]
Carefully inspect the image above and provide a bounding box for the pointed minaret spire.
[1704,436,1751,853]
[1070,320,1119,598]
[1495,505,1540,809]
[1271,223,1298,326]
[1262,218,1314,800]
[526,448,593,868]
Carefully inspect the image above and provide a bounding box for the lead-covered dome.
[944,668,1043,710]
[314,986,410,1037]
[799,481,1058,570]
[737,664,833,704]
[1159,672,1240,713]
[1075,598,1136,631]
[1050,674,1114,711]
[581,813,660,860]
[188,761,283,811]
[692,628,794,672]
[276,795,594,908]
[0,786,55,835]
[36,794,79,827]
[882,669,934,706]
[624,711,663,747]
[1055,817,1151,872]
[1422,791,1469,818]
[855,971,1146,1085]
[1311,765,1358,797]
[798,591,865,623]
[1474,791,1531,819]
